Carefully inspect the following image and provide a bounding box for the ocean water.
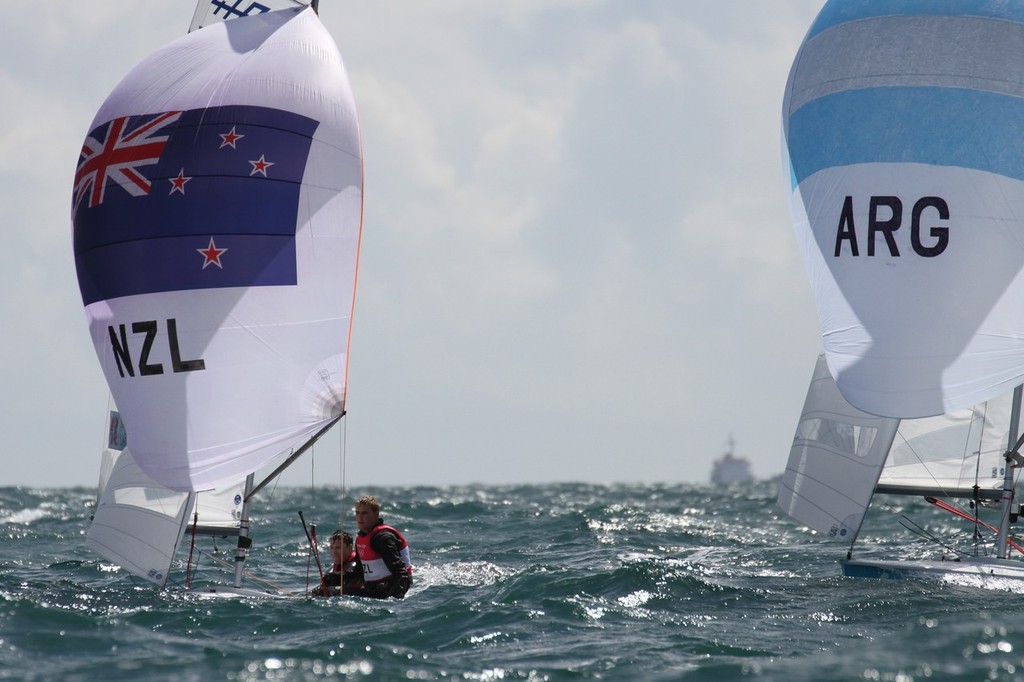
[3,482,1024,681]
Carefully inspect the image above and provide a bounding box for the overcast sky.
[0,1,827,489]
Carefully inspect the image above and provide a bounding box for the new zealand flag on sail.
[72,105,319,306]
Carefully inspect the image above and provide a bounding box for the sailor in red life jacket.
[312,530,364,597]
[350,494,412,599]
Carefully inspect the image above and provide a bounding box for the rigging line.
[299,510,325,584]
[992,459,1018,544]
[992,447,1024,548]
[898,515,965,557]
[189,546,303,598]
[972,485,983,555]
[305,527,315,594]
[928,496,1024,554]
[310,436,317,517]
[971,402,987,485]
[247,415,342,501]
[891,402,991,500]
[185,510,199,589]
[888,428,952,495]
[339,415,348,538]
[1014,464,1024,550]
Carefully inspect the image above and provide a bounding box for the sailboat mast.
[996,386,1023,558]
[232,473,256,588]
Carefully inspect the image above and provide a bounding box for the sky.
[0,1,827,489]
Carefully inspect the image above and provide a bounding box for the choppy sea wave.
[2,482,1024,681]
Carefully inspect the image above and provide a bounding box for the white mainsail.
[778,355,899,541]
[88,406,245,586]
[780,355,1013,544]
[87,446,195,587]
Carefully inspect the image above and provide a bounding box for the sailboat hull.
[189,586,294,599]
[842,556,1024,585]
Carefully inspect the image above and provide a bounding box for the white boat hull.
[189,586,295,599]
[843,556,1024,587]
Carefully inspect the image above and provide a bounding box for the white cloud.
[0,1,828,488]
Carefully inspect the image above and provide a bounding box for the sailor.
[350,495,412,599]
[312,530,364,597]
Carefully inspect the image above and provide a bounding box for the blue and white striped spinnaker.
[783,1,1024,419]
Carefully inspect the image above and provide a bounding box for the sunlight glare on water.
[5,483,1024,680]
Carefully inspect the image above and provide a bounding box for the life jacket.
[331,550,358,574]
[356,524,412,584]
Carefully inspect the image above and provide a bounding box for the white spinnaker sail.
[72,8,363,492]
[778,355,900,541]
[783,2,1024,418]
[188,0,311,32]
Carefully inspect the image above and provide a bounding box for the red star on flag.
[197,237,228,269]
[219,126,244,149]
[249,154,274,177]
[169,168,191,195]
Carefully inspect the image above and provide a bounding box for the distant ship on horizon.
[710,436,753,485]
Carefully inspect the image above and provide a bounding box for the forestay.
[72,8,363,491]
[782,1,1024,418]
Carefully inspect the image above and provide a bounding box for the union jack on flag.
[73,104,319,306]
[73,112,182,211]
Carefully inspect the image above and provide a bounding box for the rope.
[339,417,348,595]
[185,510,199,588]
[898,515,965,557]
[340,416,348,537]
[924,496,1024,555]
[188,545,304,598]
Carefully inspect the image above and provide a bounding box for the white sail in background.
[878,394,1011,499]
[72,8,363,492]
[192,487,244,531]
[780,354,1014,543]
[779,355,899,541]
[782,2,1024,419]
